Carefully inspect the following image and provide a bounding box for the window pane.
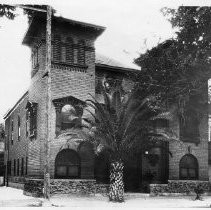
[180,107,200,143]
[189,169,196,179]
[61,104,78,130]
[181,168,188,178]
[61,122,75,130]
[68,166,79,177]
[57,166,67,176]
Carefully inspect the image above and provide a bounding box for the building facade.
[4,14,209,195]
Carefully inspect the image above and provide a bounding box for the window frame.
[26,111,29,137]
[17,158,19,176]
[55,149,81,179]
[21,157,24,176]
[66,37,74,63]
[53,34,61,62]
[179,109,200,144]
[13,159,16,176]
[11,119,13,145]
[179,154,199,180]
[77,40,85,64]
[60,104,81,131]
[25,102,38,139]
[7,160,11,176]
[179,95,201,144]
[32,47,39,69]
[25,157,28,175]
[18,115,21,141]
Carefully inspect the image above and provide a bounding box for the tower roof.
[22,13,106,46]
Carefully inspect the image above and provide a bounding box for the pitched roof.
[95,53,140,72]
[3,91,29,120]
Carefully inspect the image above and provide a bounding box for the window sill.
[31,64,39,78]
[29,130,36,139]
[55,128,81,139]
[180,137,200,145]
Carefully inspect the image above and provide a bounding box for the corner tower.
[22,13,105,178]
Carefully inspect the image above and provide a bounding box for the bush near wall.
[23,179,43,197]
[150,180,210,196]
[51,179,96,195]
[23,178,108,197]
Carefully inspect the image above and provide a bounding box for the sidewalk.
[0,186,41,207]
[49,193,211,208]
[1,186,211,208]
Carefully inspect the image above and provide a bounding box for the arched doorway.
[94,150,110,184]
[124,152,142,192]
[78,142,95,179]
[179,154,198,180]
[55,149,80,179]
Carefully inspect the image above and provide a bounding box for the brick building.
[0,124,4,185]
[3,13,209,195]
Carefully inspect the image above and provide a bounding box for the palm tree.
[82,85,177,202]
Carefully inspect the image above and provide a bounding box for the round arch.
[55,149,80,179]
[179,154,198,180]
[78,141,95,179]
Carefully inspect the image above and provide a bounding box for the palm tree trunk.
[109,161,124,202]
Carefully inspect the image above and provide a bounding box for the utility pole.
[12,4,53,201]
[44,5,52,200]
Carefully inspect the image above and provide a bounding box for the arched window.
[66,37,74,64]
[77,40,85,64]
[18,115,21,141]
[25,102,37,138]
[53,34,61,62]
[53,96,85,135]
[61,104,81,130]
[179,154,198,180]
[55,149,80,178]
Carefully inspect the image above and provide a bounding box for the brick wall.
[169,103,209,181]
[28,32,48,178]
[4,93,29,178]
[26,19,100,179]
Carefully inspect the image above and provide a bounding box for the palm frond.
[80,86,177,161]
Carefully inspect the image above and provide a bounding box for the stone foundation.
[51,179,96,195]
[150,180,210,196]
[95,184,109,195]
[23,178,109,197]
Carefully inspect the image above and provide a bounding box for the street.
[0,186,211,208]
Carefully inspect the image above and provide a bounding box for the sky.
[0,0,210,123]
